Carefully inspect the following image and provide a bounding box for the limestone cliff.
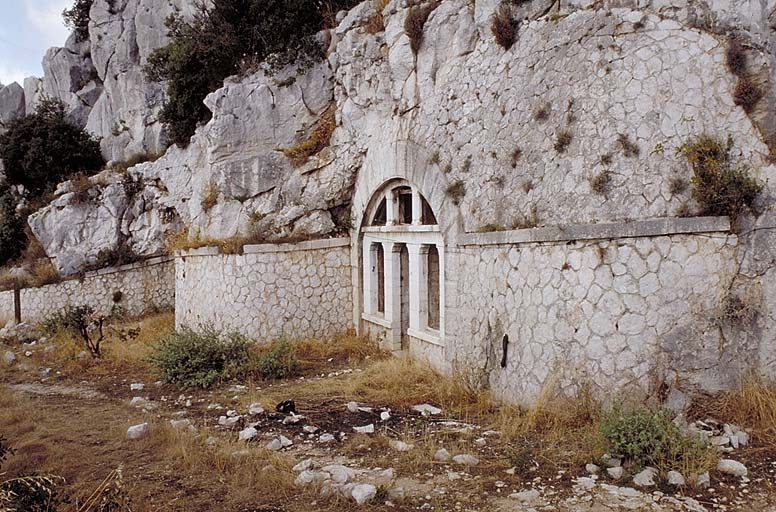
[5,0,776,275]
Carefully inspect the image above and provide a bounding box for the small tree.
[0,98,104,198]
[0,184,26,266]
[62,0,94,42]
[47,305,106,358]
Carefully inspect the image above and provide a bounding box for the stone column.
[437,243,445,336]
[411,187,423,226]
[362,239,377,315]
[383,241,402,350]
[407,243,425,332]
[386,190,397,226]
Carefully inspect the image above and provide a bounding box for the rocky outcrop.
[19,0,776,274]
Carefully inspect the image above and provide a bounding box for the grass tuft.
[491,3,519,50]
[281,104,336,167]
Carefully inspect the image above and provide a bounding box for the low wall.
[0,256,175,325]
[443,215,776,405]
[175,238,353,340]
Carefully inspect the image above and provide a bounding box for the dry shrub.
[28,259,60,287]
[617,133,640,157]
[109,151,163,174]
[733,75,764,113]
[669,176,688,195]
[554,130,573,153]
[405,1,440,54]
[365,0,390,34]
[590,170,612,195]
[69,173,93,204]
[200,180,219,211]
[491,3,518,50]
[281,104,336,167]
[726,38,748,76]
[445,179,465,205]
[679,134,762,218]
[702,376,776,446]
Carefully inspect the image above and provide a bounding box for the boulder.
[717,459,748,477]
[667,470,686,486]
[0,83,25,125]
[126,422,150,439]
[452,454,479,466]
[434,448,451,462]
[3,351,16,364]
[633,467,657,487]
[238,426,258,441]
[351,483,377,505]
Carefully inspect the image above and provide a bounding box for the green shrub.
[601,406,714,473]
[0,98,104,198]
[257,339,298,379]
[679,135,762,218]
[0,185,26,266]
[150,326,256,388]
[145,0,359,147]
[62,0,94,42]
[42,305,107,358]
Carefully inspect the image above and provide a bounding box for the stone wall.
[176,239,353,340]
[0,257,174,325]
[442,216,776,405]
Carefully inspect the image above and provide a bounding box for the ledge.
[244,237,350,254]
[362,225,440,233]
[458,216,731,247]
[362,312,392,328]
[407,327,443,346]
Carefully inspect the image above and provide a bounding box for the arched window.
[360,181,444,350]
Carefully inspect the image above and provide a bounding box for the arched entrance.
[359,180,444,351]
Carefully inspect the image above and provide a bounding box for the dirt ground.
[1,318,776,511]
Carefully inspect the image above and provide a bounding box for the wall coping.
[458,216,731,247]
[82,255,174,278]
[177,237,351,258]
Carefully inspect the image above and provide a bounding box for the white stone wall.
[175,239,353,340]
[0,257,174,325]
[443,216,776,405]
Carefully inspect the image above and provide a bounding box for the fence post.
[13,286,21,324]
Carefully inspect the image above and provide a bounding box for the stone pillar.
[363,239,377,315]
[407,243,424,332]
[436,243,445,335]
[411,187,423,226]
[383,242,402,350]
[386,190,397,226]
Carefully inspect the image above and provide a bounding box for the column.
[385,190,397,226]
[362,239,376,315]
[407,243,424,332]
[411,187,423,226]
[383,242,402,350]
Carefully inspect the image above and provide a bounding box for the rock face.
[10,0,776,274]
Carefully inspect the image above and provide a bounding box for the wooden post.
[13,286,21,324]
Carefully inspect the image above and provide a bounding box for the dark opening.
[427,245,440,330]
[376,243,385,314]
[421,196,437,225]
[372,198,387,226]
[396,187,413,224]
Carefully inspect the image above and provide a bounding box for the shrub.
[492,3,519,50]
[0,185,26,267]
[554,130,572,153]
[150,326,257,388]
[43,305,106,358]
[726,38,748,76]
[601,406,715,473]
[62,0,93,42]
[446,179,465,205]
[405,1,440,54]
[200,180,219,211]
[617,133,640,157]
[145,0,359,147]
[0,98,104,198]
[679,135,762,218]
[257,339,298,379]
[669,176,687,195]
[280,104,336,166]
[590,170,611,195]
[733,75,764,113]
[534,103,550,121]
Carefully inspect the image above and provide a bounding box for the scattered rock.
[283,413,304,425]
[735,430,749,447]
[695,472,711,488]
[126,422,149,439]
[267,435,293,451]
[389,439,413,452]
[276,399,296,414]
[303,425,319,434]
[452,454,479,466]
[218,415,241,428]
[129,396,146,406]
[353,424,375,434]
[633,467,657,487]
[351,483,377,505]
[667,470,686,486]
[607,466,624,480]
[380,410,391,421]
[511,489,540,503]
[586,463,600,474]
[474,437,487,447]
[130,383,144,391]
[295,470,328,486]
[169,419,193,431]
[238,426,258,441]
[347,401,359,413]
[319,433,335,443]
[412,404,442,416]
[322,464,352,483]
[293,459,313,473]
[3,351,15,364]
[248,403,265,415]
[717,459,747,477]
[434,448,451,462]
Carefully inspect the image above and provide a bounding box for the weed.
[554,130,573,153]
[446,180,465,205]
[733,75,764,113]
[679,134,762,218]
[461,156,472,173]
[281,104,336,166]
[511,147,522,167]
[521,179,533,193]
[512,206,538,229]
[429,150,440,165]
[477,224,506,233]
[200,180,219,211]
[676,202,692,217]
[405,1,440,54]
[600,153,613,166]
[442,163,452,174]
[669,177,688,195]
[590,170,612,195]
[617,134,640,157]
[534,103,550,121]
[492,3,519,50]
[726,38,748,76]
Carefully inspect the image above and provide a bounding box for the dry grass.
[491,3,518,50]
[364,0,390,34]
[589,170,612,195]
[445,179,465,205]
[617,133,640,158]
[200,180,219,211]
[554,130,573,153]
[701,376,776,447]
[733,75,764,114]
[405,1,440,54]
[281,104,336,167]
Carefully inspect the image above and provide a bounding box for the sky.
[0,0,71,86]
